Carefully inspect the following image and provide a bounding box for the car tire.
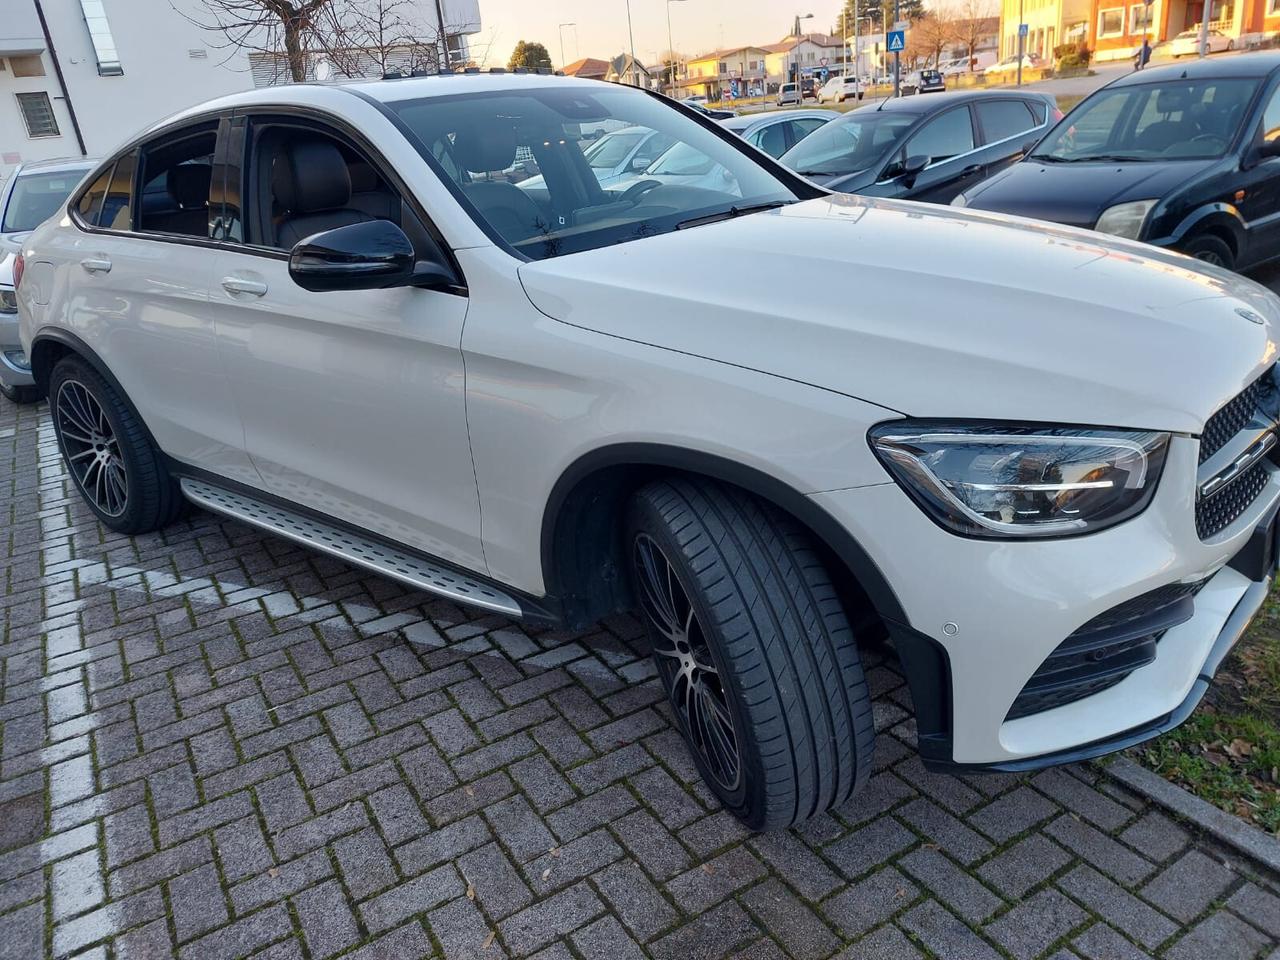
[0,381,40,404]
[1182,233,1235,270]
[626,477,874,830]
[49,355,185,534]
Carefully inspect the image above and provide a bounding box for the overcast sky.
[473,0,844,68]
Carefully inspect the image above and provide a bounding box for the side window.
[136,127,218,238]
[975,101,1037,144]
[101,150,137,231]
[75,166,112,225]
[792,117,828,138]
[633,132,673,166]
[903,107,975,165]
[755,123,789,157]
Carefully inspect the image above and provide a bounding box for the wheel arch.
[540,443,907,630]
[1167,203,1246,258]
[30,328,165,453]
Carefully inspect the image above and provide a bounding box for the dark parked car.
[902,68,946,95]
[955,53,1280,270]
[779,90,1061,204]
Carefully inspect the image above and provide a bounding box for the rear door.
[973,98,1045,178]
[54,119,253,482]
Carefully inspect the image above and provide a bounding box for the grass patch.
[1137,581,1280,834]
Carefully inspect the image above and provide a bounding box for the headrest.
[167,164,210,209]
[1156,88,1191,114]
[452,123,518,173]
[348,161,379,193]
[272,139,351,213]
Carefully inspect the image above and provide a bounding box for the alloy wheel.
[56,379,128,517]
[1195,250,1226,266]
[633,533,742,793]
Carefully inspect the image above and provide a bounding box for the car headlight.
[950,193,968,208]
[869,422,1170,538]
[1094,199,1157,240]
[0,289,15,315]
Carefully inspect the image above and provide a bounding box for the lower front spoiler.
[918,569,1272,775]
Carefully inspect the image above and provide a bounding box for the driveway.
[1,398,1278,959]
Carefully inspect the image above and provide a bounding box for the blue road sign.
[887,29,906,52]
[1018,22,1029,37]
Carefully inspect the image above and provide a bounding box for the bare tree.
[312,0,431,77]
[907,10,957,67]
[179,0,334,82]
[951,0,997,68]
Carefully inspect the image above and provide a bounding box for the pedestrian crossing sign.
[887,29,905,52]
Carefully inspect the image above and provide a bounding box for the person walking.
[1134,37,1152,70]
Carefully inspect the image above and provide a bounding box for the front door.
[209,114,486,573]
[1235,79,1280,268]
[867,105,988,204]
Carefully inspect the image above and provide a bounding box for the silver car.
[0,157,95,402]
[719,110,835,158]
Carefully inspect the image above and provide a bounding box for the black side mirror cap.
[901,153,930,185]
[289,220,452,293]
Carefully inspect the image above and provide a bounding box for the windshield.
[584,131,643,169]
[389,86,799,260]
[1032,77,1259,162]
[780,111,918,175]
[2,168,90,232]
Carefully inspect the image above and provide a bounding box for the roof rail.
[489,66,507,74]
[381,70,404,80]
[512,66,528,74]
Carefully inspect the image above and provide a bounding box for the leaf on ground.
[482,931,496,949]
[466,882,476,901]
[541,867,552,880]
[268,867,279,879]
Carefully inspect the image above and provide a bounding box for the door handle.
[220,277,268,297]
[962,164,983,175]
[80,256,111,274]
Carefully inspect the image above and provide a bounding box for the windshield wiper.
[1043,154,1146,163]
[676,200,791,230]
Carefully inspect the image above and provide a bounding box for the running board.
[180,478,523,617]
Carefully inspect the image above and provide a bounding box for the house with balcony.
[679,45,772,100]
[764,32,850,88]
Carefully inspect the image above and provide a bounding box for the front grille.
[1200,378,1264,464]
[1197,459,1270,539]
[1006,580,1202,721]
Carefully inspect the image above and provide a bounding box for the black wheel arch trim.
[539,442,908,626]
[1163,202,1247,251]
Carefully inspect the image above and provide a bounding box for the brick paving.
[2,400,1279,960]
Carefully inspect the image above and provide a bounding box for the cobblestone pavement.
[2,400,1279,960]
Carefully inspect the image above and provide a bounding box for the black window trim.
[232,107,466,295]
[68,110,226,249]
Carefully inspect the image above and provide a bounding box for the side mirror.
[630,155,650,172]
[1020,135,1042,155]
[289,220,445,293]
[901,153,930,185]
[1261,139,1280,159]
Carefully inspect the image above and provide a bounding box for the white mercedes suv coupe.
[15,72,1280,830]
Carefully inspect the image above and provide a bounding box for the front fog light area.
[870,423,1170,538]
[3,349,30,371]
[0,289,16,314]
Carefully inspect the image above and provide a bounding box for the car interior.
[137,131,217,236]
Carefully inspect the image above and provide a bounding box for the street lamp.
[558,22,576,71]
[625,0,640,86]
[792,12,813,99]
[666,0,689,96]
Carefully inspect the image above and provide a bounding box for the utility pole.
[1016,0,1024,85]
[625,0,639,85]
[893,0,901,96]
[666,0,687,95]
[1198,0,1210,56]
[559,22,575,70]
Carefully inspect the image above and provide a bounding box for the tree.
[908,9,958,67]
[508,40,552,72]
[180,0,335,82]
[833,0,924,34]
[950,0,997,66]
[312,0,432,77]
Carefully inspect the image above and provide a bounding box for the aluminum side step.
[180,478,522,617]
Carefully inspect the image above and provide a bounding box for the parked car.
[719,109,835,158]
[985,53,1043,77]
[902,68,946,95]
[681,97,736,120]
[777,80,817,106]
[818,74,864,103]
[780,90,1061,204]
[17,72,1280,832]
[0,157,95,403]
[1165,28,1234,57]
[955,53,1280,271]
[519,125,675,191]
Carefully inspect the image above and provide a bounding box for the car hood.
[965,158,1217,229]
[518,194,1279,434]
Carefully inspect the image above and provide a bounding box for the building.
[763,32,849,87]
[605,53,652,87]
[679,45,772,99]
[998,0,1092,61]
[1,0,481,180]
[562,57,610,80]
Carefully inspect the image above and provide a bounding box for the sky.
[471,0,846,68]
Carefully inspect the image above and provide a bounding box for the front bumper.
[811,434,1278,768]
[0,301,34,390]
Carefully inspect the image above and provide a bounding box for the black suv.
[957,52,1280,271]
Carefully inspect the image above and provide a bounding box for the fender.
[1159,202,1248,250]
[540,442,908,625]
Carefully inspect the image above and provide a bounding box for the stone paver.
[1,400,1278,959]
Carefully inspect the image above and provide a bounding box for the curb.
[1101,755,1280,873]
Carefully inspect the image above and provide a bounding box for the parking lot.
[2,388,1278,960]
